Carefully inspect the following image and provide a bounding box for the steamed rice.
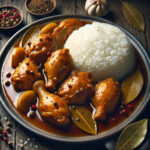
[64,22,136,81]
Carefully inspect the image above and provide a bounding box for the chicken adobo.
[44,48,73,91]
[58,70,94,105]
[25,33,54,64]
[33,80,70,127]
[11,58,41,91]
[92,78,120,120]
[52,19,87,49]
[3,18,143,136]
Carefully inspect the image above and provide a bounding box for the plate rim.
[0,14,150,143]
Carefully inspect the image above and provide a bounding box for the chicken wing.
[44,49,73,91]
[92,78,120,120]
[25,34,55,64]
[58,70,94,105]
[11,58,41,91]
[33,80,70,127]
[52,19,88,49]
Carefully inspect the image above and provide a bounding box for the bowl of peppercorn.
[0,6,23,30]
[25,0,56,17]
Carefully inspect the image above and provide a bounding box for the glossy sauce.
[2,37,147,137]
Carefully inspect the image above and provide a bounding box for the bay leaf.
[21,25,40,48]
[121,68,143,104]
[121,1,145,32]
[70,106,97,135]
[116,119,148,150]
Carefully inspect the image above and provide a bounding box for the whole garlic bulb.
[85,0,108,17]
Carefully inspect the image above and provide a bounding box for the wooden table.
[0,0,150,149]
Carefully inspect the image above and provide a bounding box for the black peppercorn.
[30,71,34,75]
[76,118,80,121]
[6,72,11,78]
[27,42,31,46]
[26,62,29,66]
[53,102,58,107]
[26,70,30,74]
[68,84,72,88]
[5,80,10,86]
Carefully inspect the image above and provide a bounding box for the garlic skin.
[85,0,108,17]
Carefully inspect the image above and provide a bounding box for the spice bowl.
[0,6,23,30]
[25,0,56,17]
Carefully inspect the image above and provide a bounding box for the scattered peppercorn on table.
[0,0,150,150]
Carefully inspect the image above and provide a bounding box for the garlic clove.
[88,4,97,16]
[85,0,96,11]
[96,5,101,16]
[85,0,109,17]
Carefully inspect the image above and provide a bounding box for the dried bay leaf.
[21,25,40,48]
[70,106,97,135]
[121,1,145,32]
[121,68,143,104]
[116,119,148,150]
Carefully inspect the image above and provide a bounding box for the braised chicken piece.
[44,49,73,91]
[92,78,120,120]
[33,80,70,127]
[58,70,94,105]
[25,34,55,64]
[11,58,41,91]
[52,19,87,49]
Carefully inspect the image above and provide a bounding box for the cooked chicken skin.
[44,49,73,91]
[92,78,120,120]
[11,58,41,91]
[52,19,87,49]
[33,80,70,127]
[58,70,94,105]
[25,34,55,64]
[25,19,87,64]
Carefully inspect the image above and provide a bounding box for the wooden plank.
[0,0,14,149]
[75,0,86,15]
[143,0,150,52]
[56,0,75,15]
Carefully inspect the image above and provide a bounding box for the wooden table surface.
[0,0,150,150]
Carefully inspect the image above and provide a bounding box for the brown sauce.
[1,32,147,137]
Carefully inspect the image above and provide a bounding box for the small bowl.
[25,0,56,17]
[0,6,23,30]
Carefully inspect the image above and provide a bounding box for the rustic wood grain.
[75,0,86,15]
[56,0,75,15]
[0,0,150,150]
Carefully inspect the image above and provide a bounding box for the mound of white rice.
[64,22,136,81]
